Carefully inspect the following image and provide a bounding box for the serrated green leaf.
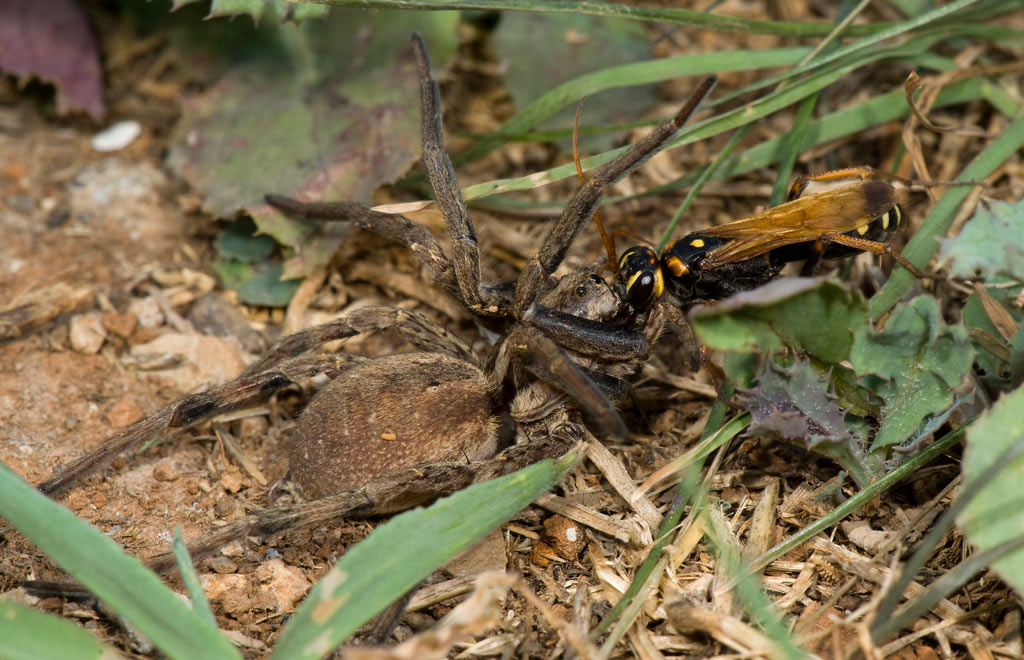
[691,278,866,363]
[0,600,123,660]
[270,451,580,659]
[739,358,860,449]
[737,357,876,485]
[173,0,328,23]
[208,0,263,19]
[850,295,973,451]
[0,463,240,660]
[237,263,302,306]
[957,385,1024,598]
[938,199,1024,282]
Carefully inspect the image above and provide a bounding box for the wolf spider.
[30,34,715,574]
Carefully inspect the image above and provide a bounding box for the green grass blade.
[459,35,960,203]
[703,510,802,657]
[768,90,818,207]
[868,111,1024,317]
[172,527,218,628]
[592,408,747,637]
[710,0,985,107]
[658,125,750,250]
[0,599,123,660]
[0,463,240,660]
[269,451,581,660]
[874,535,1024,641]
[321,1,891,36]
[458,47,811,164]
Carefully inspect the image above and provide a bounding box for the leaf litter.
[0,3,1023,658]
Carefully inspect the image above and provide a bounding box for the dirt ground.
[1,4,1021,659]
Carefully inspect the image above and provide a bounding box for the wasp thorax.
[618,246,664,309]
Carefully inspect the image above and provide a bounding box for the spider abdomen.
[290,352,497,499]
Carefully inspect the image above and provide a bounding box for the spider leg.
[24,426,582,597]
[513,76,717,317]
[263,195,463,304]
[512,329,627,439]
[39,306,472,497]
[156,427,580,573]
[37,353,363,497]
[245,305,475,374]
[411,34,506,318]
[525,304,648,360]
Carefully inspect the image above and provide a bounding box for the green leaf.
[850,295,973,451]
[215,217,277,263]
[0,463,240,660]
[211,258,256,291]
[957,385,1024,598]
[269,451,580,659]
[0,600,122,660]
[961,283,1023,387]
[172,9,460,276]
[174,0,329,23]
[690,278,866,363]
[237,263,302,306]
[937,198,1024,281]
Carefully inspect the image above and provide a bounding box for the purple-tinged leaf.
[0,0,104,118]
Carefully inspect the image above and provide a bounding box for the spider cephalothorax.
[32,34,715,576]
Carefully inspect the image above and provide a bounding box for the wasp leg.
[818,232,929,279]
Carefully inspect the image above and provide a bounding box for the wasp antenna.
[573,98,618,273]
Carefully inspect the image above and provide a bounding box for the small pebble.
[152,462,179,482]
[206,556,238,574]
[69,313,107,354]
[91,120,141,152]
[128,297,163,329]
[543,514,585,560]
[102,312,137,339]
[529,540,558,568]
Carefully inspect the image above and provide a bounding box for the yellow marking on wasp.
[652,268,664,299]
[881,210,891,230]
[856,224,869,235]
[690,238,705,248]
[665,256,688,278]
[626,270,645,292]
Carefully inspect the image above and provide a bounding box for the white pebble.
[91,120,142,152]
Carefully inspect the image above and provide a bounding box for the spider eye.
[575,285,588,297]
